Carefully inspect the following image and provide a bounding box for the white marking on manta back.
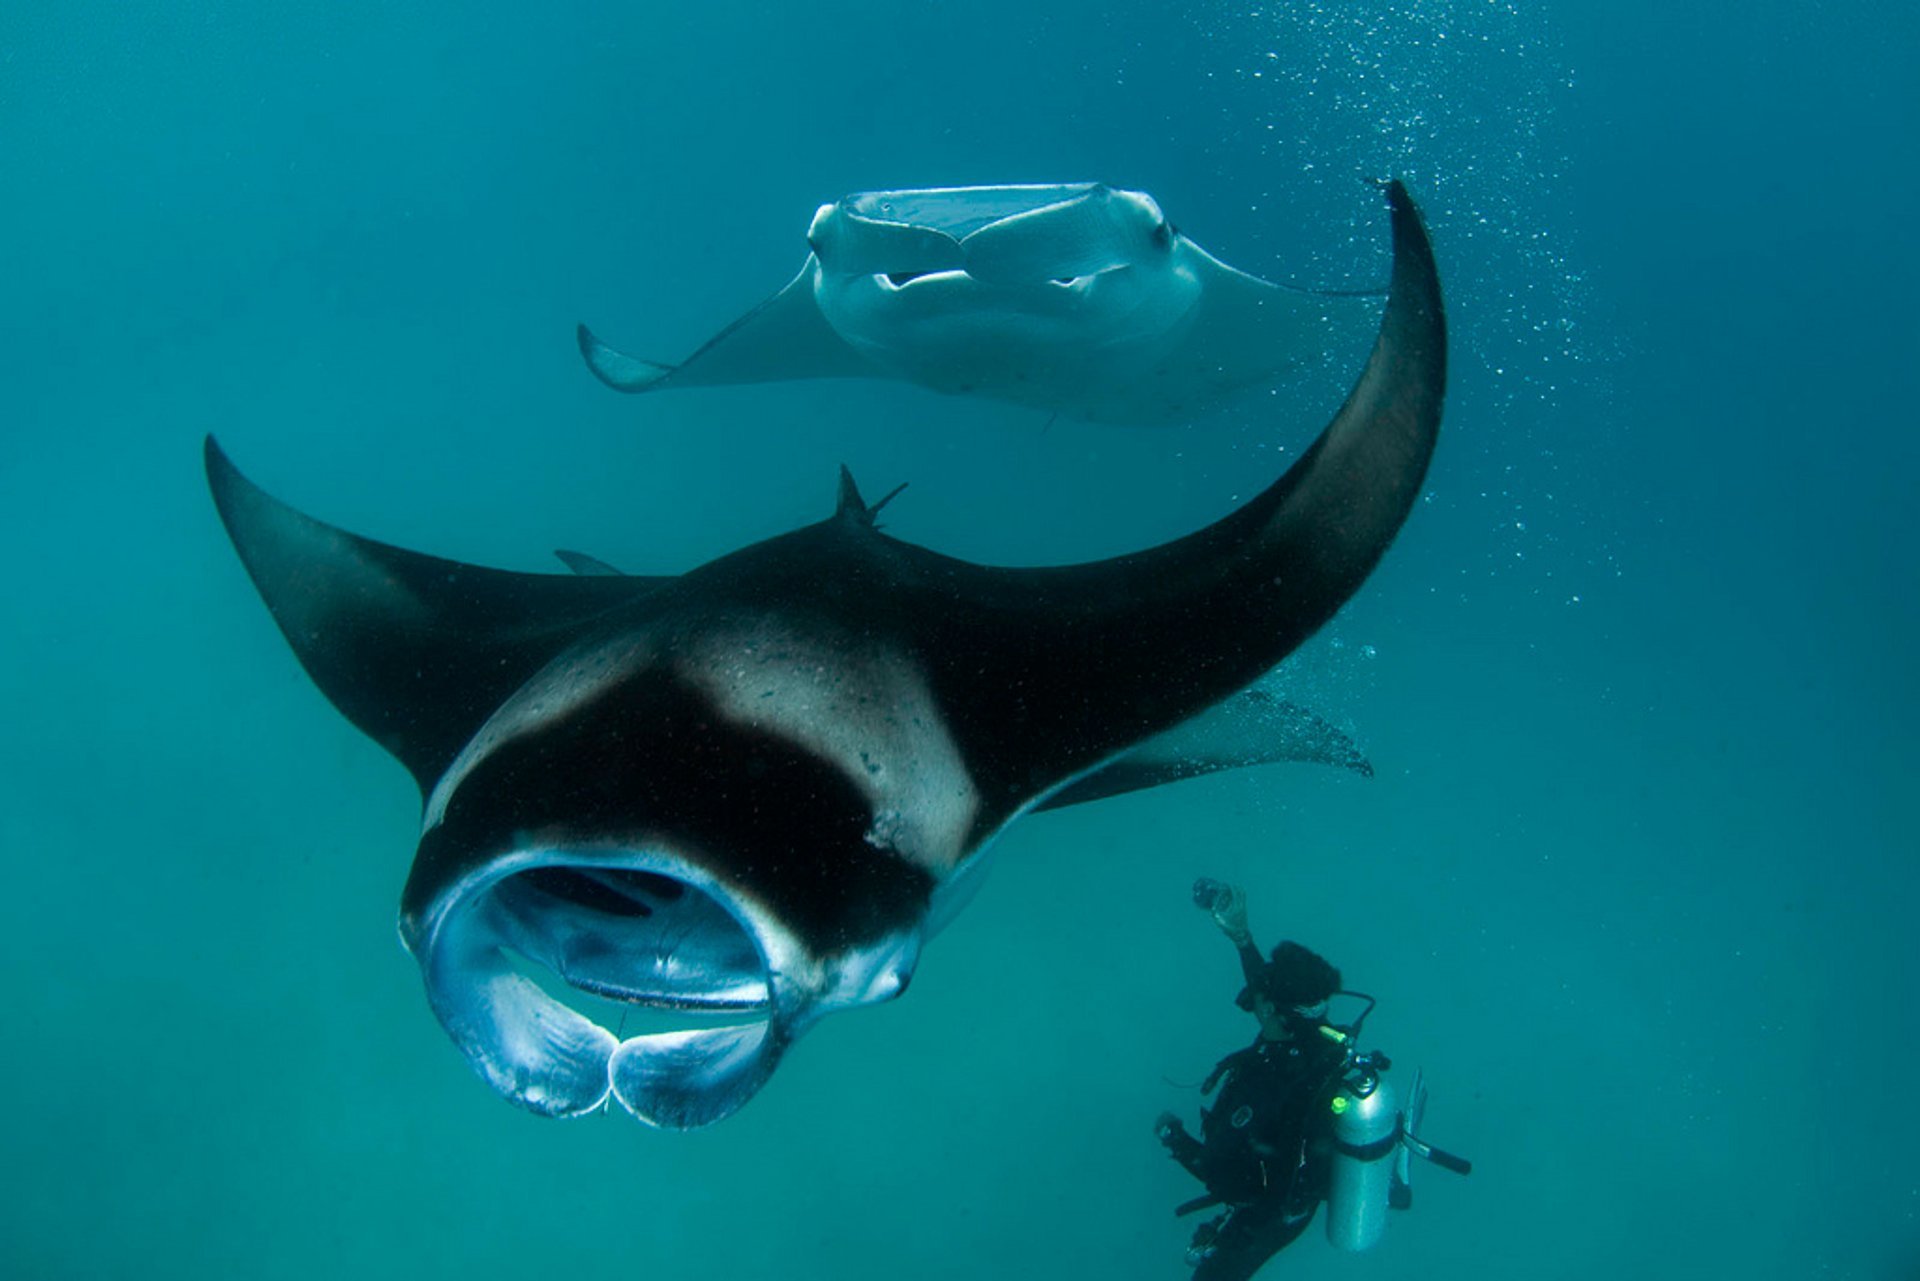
[423,631,659,832]
[679,617,982,875]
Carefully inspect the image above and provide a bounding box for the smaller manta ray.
[209,182,1443,1131]
[578,182,1378,425]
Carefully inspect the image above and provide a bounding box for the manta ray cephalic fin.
[610,1020,788,1131]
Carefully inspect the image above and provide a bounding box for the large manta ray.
[207,182,1443,1130]
[578,181,1377,425]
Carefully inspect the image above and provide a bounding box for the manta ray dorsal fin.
[204,437,656,793]
[578,261,875,395]
[835,465,868,519]
[1033,690,1371,812]
[832,467,908,525]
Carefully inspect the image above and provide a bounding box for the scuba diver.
[1154,879,1470,1278]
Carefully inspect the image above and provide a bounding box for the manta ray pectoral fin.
[609,1020,787,1130]
[1144,245,1380,408]
[579,260,874,396]
[1032,690,1371,812]
[204,437,656,792]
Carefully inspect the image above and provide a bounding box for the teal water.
[3,2,1914,1278]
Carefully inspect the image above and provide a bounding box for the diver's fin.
[1033,689,1371,812]
[205,437,653,793]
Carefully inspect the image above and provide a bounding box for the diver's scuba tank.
[1315,995,1474,1253]
[1324,1050,1399,1252]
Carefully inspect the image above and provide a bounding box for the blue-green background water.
[4,2,1915,1277]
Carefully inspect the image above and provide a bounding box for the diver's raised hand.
[1210,884,1250,945]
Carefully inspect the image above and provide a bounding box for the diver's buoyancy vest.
[1198,1033,1346,1204]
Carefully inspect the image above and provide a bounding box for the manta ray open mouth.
[490,863,767,1009]
[417,848,793,1128]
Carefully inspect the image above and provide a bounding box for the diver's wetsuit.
[1160,939,1349,1279]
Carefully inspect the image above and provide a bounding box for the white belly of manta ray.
[817,258,1205,403]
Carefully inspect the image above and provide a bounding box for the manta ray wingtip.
[203,432,231,475]
[203,434,258,521]
[1362,178,1422,229]
[578,323,676,393]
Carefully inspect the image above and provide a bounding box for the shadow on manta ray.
[579,180,1381,426]
[206,181,1444,1131]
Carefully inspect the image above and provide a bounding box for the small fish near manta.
[206,182,1444,1131]
[578,182,1378,425]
